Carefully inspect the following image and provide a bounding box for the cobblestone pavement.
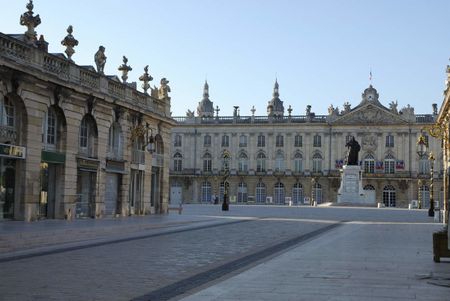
[0,205,442,301]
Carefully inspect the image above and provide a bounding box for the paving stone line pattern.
[0,219,327,301]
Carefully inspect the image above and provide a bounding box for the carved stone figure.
[343,102,351,113]
[186,109,195,118]
[94,46,107,74]
[158,78,171,99]
[389,100,398,114]
[345,136,360,166]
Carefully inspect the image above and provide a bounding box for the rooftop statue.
[94,46,107,74]
[158,78,171,99]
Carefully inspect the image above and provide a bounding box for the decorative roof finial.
[139,65,153,94]
[273,79,279,98]
[203,80,209,99]
[287,105,292,117]
[61,25,78,62]
[94,46,107,74]
[20,0,41,44]
[251,106,256,116]
[118,56,132,83]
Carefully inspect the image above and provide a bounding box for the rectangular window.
[46,112,56,145]
[221,135,229,147]
[257,135,265,147]
[294,135,302,147]
[174,135,182,147]
[204,135,211,147]
[239,135,247,147]
[385,135,394,147]
[276,135,284,147]
[313,135,321,147]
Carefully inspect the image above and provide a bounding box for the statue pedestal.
[337,165,372,205]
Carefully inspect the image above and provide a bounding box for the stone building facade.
[170,81,443,208]
[435,63,450,225]
[0,2,175,221]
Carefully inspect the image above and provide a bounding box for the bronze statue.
[345,136,360,165]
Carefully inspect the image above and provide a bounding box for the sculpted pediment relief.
[331,104,408,125]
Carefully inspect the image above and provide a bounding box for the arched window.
[275,151,284,171]
[383,185,396,207]
[312,153,322,173]
[313,182,322,203]
[363,185,375,190]
[204,134,211,147]
[364,154,375,173]
[384,154,395,174]
[201,181,212,203]
[292,183,303,205]
[294,152,303,173]
[0,96,14,127]
[203,153,212,172]
[238,152,248,172]
[173,152,182,171]
[256,152,266,172]
[43,106,57,150]
[174,134,182,147]
[239,134,247,147]
[237,182,248,202]
[108,122,123,159]
[274,182,285,204]
[256,182,266,203]
[419,185,430,209]
[79,115,98,158]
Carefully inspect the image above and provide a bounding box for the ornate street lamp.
[429,152,435,217]
[311,177,316,206]
[416,133,428,209]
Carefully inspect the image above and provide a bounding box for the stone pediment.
[331,103,408,125]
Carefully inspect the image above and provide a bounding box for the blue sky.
[2,0,450,117]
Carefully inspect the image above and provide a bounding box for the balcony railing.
[106,146,123,161]
[0,126,17,144]
[132,149,145,164]
[0,33,168,118]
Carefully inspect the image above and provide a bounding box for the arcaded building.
[0,2,175,221]
[170,80,443,208]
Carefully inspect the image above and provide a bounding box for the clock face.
[367,93,374,101]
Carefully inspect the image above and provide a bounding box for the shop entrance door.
[0,158,15,219]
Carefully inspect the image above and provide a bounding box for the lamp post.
[222,152,230,211]
[311,177,316,206]
[416,133,428,209]
[429,152,435,217]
